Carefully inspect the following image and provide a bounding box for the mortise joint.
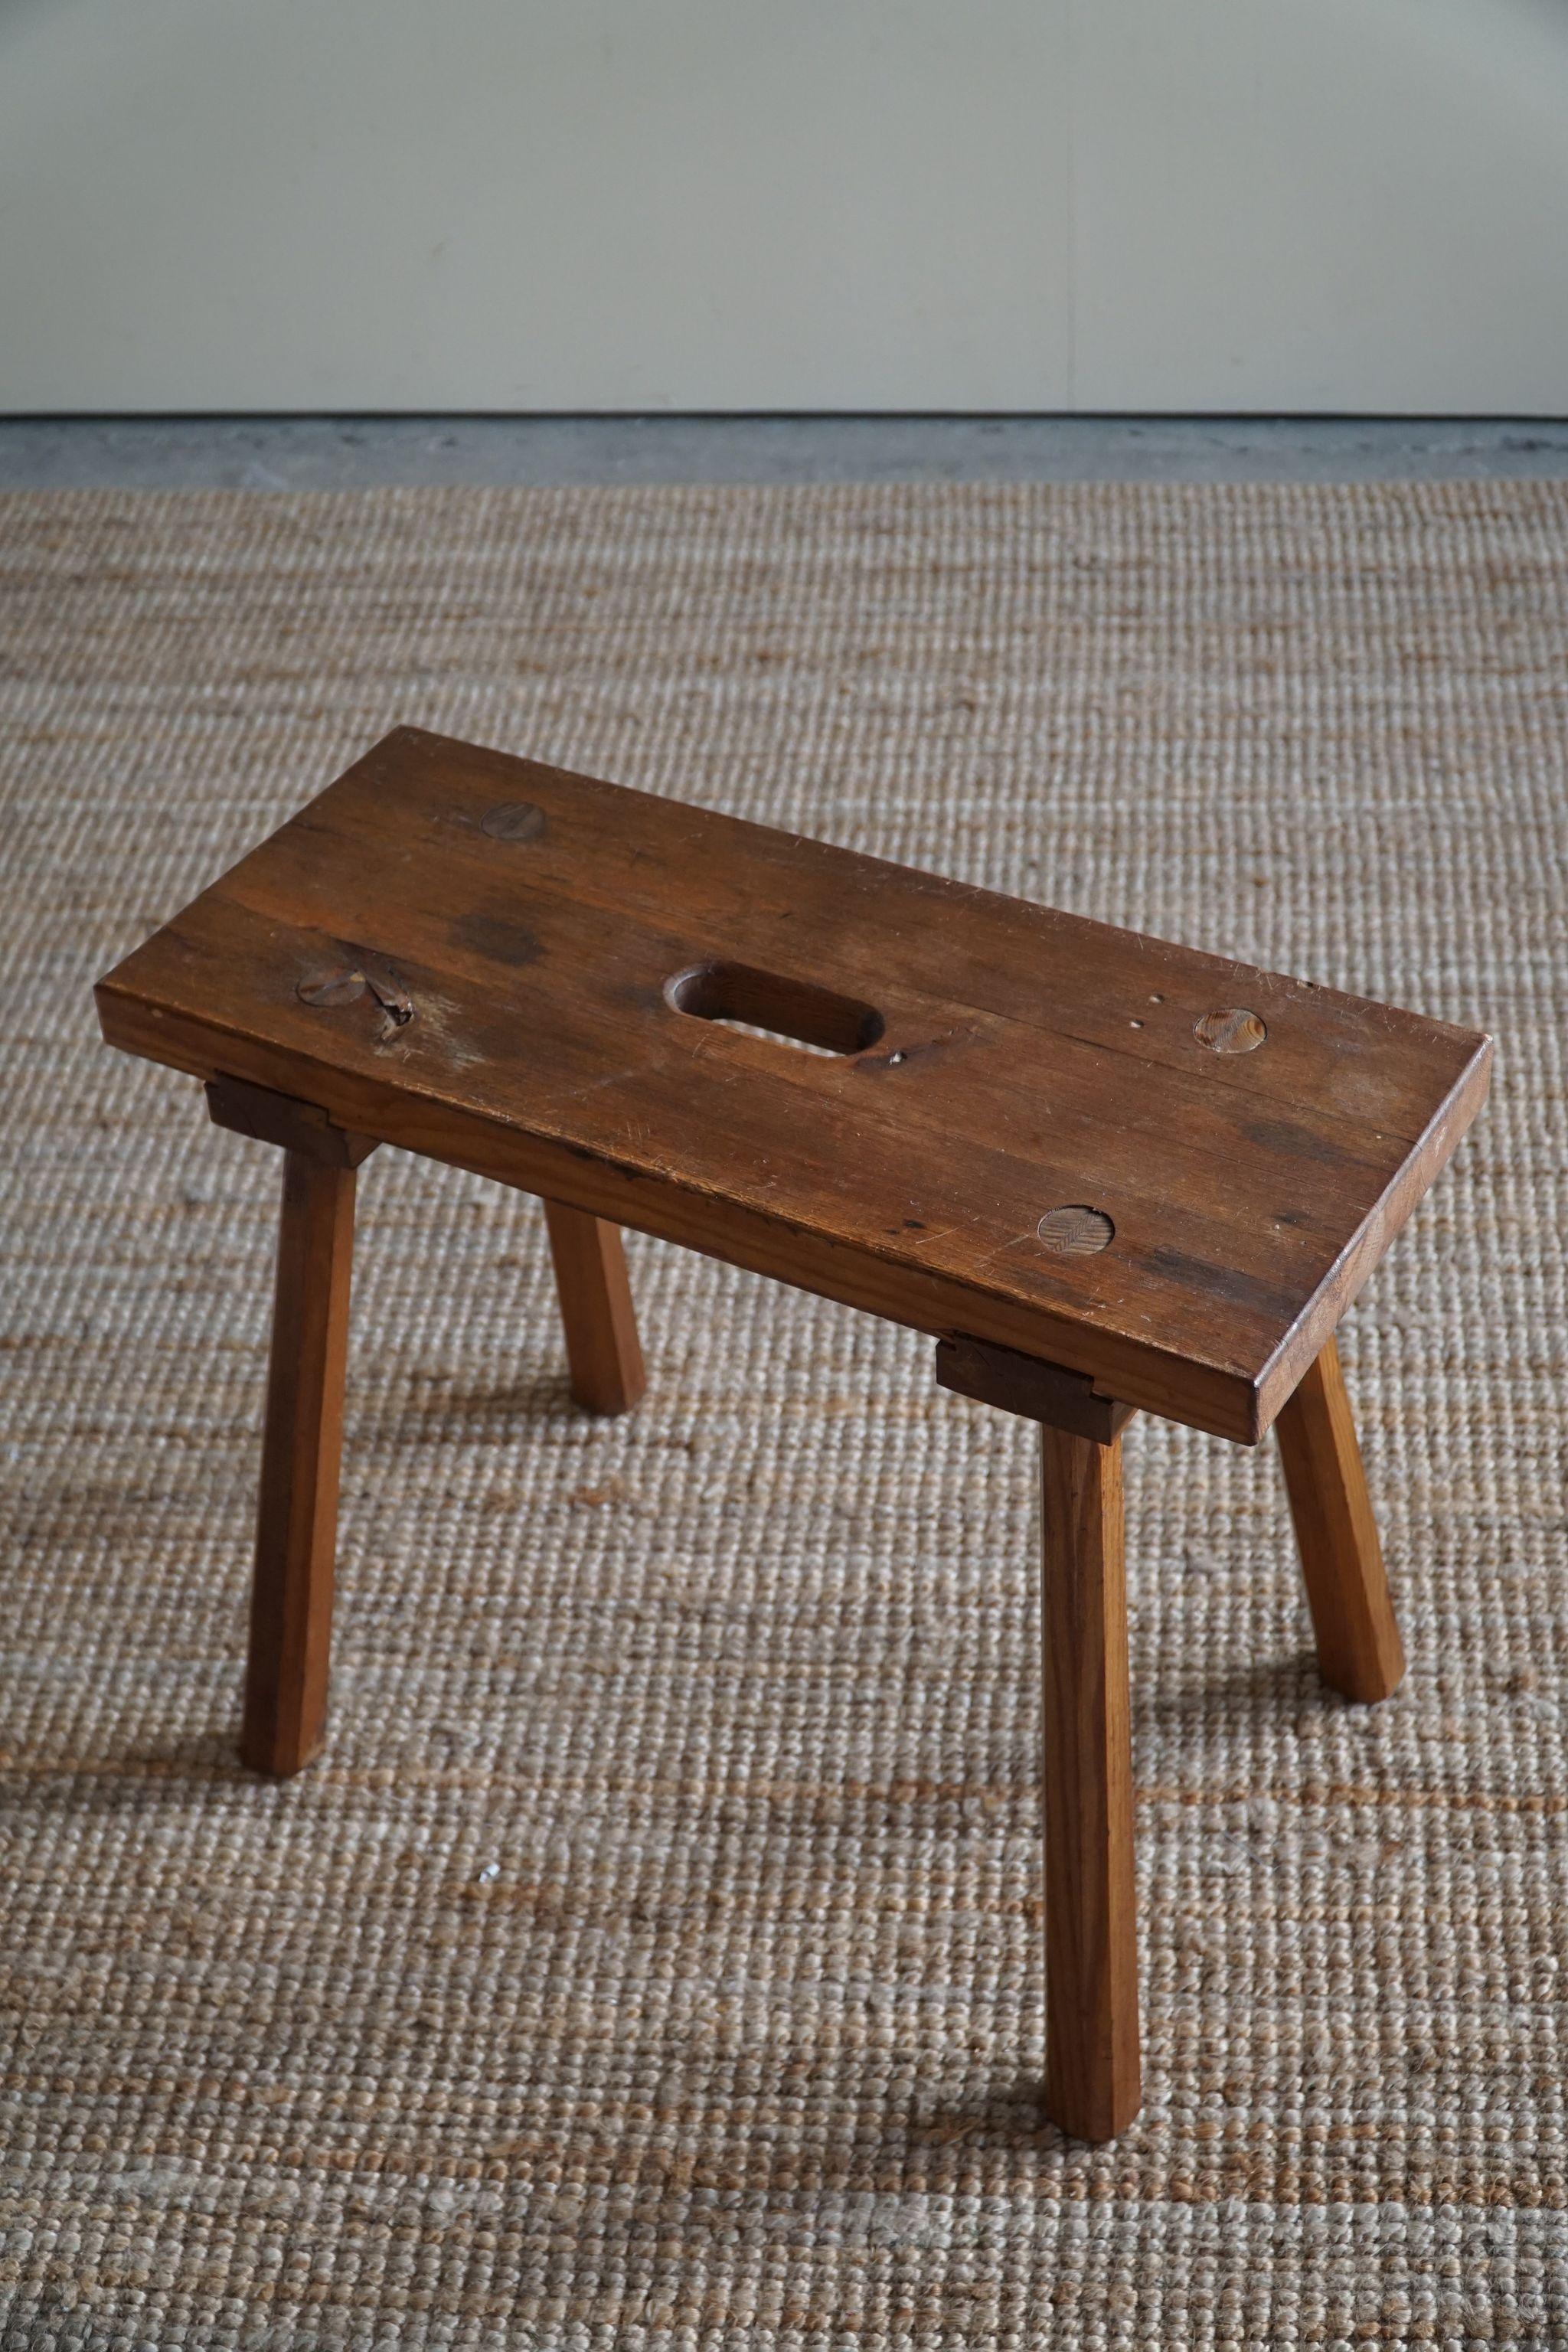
[206,1075,379,1168]
[936,1334,1135,1444]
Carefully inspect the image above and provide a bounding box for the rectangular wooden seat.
[95,725,1491,2145]
[97,725,1489,1445]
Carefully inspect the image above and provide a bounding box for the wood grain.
[241,1148,357,1777]
[544,1201,647,1416]
[96,726,1492,1442]
[1040,1423,1141,2142]
[1275,1336,1406,1703]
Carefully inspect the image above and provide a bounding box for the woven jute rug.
[2,485,1565,2349]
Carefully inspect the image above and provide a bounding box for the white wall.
[2,0,1566,414]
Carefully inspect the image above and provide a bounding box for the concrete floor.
[2,415,1566,488]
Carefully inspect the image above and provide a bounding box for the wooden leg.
[1276,1335,1405,1704]
[1039,1423,1142,2141]
[544,1201,646,1416]
[241,1148,356,1777]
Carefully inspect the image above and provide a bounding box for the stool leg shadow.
[243,1148,357,1779]
[1040,1423,1142,2143]
[1276,1335,1405,1705]
[544,1201,646,1416]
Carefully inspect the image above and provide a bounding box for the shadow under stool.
[95,724,1491,2142]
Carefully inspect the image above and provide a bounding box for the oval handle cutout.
[665,960,884,1057]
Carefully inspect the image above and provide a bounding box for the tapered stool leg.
[1276,1336,1405,1704]
[242,1148,357,1777]
[544,1200,646,1416]
[1040,1423,1142,2141]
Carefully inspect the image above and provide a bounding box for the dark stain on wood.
[1142,1242,1299,1320]
[1240,1115,1359,1168]
[451,913,543,969]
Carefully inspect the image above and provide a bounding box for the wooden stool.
[96,727,1491,2141]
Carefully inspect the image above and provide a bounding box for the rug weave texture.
[2,484,1565,2349]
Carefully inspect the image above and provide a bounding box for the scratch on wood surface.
[564,1064,642,1106]
[974,1228,1047,1271]
[392,991,484,1071]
